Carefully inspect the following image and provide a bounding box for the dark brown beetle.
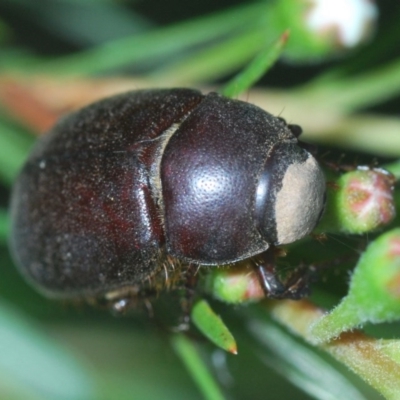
[9,89,325,308]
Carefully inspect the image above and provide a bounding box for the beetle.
[9,88,326,310]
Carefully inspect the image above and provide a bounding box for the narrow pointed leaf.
[191,299,237,354]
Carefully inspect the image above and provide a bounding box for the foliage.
[0,1,399,399]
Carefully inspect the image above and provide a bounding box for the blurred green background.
[0,0,400,399]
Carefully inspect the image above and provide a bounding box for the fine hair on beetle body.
[9,88,326,311]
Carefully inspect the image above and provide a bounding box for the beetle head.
[255,142,326,245]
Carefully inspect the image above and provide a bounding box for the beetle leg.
[254,260,286,298]
[279,263,314,300]
[253,249,312,300]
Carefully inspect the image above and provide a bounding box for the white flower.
[305,0,378,48]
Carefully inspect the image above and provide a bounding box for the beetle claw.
[253,250,313,300]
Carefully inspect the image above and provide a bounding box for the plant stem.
[265,299,400,400]
[221,31,289,98]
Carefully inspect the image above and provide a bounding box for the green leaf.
[150,28,268,86]
[12,3,267,76]
[0,209,8,243]
[191,299,237,354]
[170,333,226,400]
[311,228,400,343]
[385,160,400,181]
[221,31,289,98]
[0,117,35,186]
[0,17,10,43]
[0,0,152,47]
[249,319,367,400]
[299,57,400,113]
[0,301,96,400]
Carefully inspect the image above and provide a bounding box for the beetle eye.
[255,144,326,245]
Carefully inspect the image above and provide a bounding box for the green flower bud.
[203,265,264,304]
[317,167,396,234]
